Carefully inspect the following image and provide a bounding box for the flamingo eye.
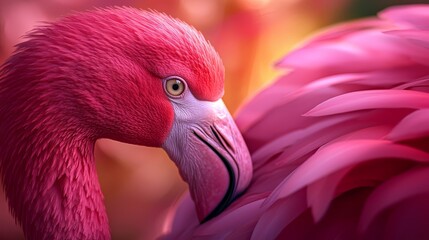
[165,77,185,97]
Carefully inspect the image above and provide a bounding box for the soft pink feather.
[164,4,429,239]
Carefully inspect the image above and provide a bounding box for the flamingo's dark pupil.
[172,83,179,91]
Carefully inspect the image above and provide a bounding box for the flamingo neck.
[0,126,109,239]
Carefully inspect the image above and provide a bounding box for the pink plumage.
[2,4,429,240]
[0,7,253,239]
[163,4,429,240]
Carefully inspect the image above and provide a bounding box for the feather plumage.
[164,4,429,239]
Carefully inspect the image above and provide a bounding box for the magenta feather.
[164,4,429,239]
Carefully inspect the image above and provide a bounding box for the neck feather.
[0,117,109,239]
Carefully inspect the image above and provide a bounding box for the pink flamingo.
[1,4,429,240]
[0,8,252,239]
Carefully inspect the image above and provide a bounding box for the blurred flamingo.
[1,4,429,240]
[163,4,429,240]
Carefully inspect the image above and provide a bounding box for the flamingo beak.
[162,99,253,222]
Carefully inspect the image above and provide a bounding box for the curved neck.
[0,124,109,239]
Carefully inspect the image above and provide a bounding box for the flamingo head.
[139,12,254,220]
[15,8,253,222]
[122,10,253,222]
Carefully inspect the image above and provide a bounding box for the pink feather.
[164,4,429,239]
[2,3,429,240]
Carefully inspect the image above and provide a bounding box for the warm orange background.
[0,0,424,239]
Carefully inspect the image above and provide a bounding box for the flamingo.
[1,4,429,240]
[0,8,252,239]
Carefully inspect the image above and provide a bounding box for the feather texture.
[164,4,429,239]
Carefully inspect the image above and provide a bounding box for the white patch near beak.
[162,91,253,222]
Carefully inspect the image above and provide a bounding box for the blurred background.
[0,0,428,239]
